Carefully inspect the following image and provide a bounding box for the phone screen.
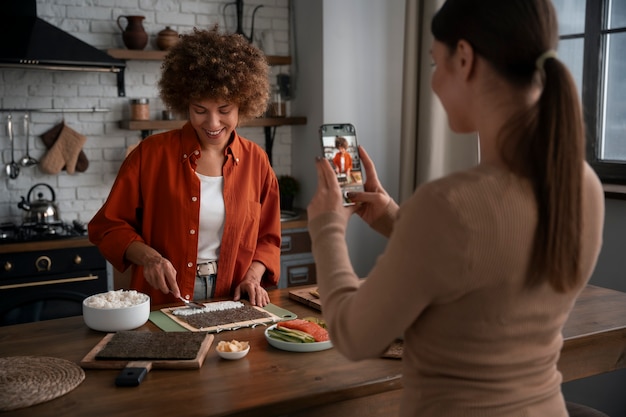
[319,123,365,205]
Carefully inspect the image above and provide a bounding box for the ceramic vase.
[117,15,148,50]
[156,26,179,50]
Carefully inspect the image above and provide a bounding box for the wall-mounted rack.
[107,49,292,66]
[0,108,110,113]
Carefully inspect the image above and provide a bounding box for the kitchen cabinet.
[279,212,316,288]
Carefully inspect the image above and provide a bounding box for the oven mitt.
[39,122,89,173]
[39,122,89,174]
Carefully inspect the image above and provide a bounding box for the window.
[553,0,626,184]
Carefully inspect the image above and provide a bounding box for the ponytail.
[526,57,584,292]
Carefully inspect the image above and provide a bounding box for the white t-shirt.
[196,172,225,263]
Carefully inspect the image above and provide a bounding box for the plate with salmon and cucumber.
[265,317,333,352]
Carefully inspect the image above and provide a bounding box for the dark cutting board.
[288,285,321,311]
[80,332,214,370]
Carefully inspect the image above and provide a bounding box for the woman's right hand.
[125,241,179,296]
[143,256,179,296]
[348,146,393,226]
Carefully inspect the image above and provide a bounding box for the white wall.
[292,0,405,277]
[0,0,292,225]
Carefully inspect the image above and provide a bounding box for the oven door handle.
[35,256,52,272]
[0,274,98,290]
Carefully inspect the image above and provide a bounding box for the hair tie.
[535,50,558,71]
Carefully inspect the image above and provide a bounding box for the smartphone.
[319,123,364,205]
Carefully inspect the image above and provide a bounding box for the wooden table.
[559,285,626,381]
[1,285,625,416]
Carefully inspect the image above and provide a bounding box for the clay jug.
[156,26,179,51]
[117,15,148,50]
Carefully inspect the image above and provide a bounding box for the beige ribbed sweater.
[308,162,604,417]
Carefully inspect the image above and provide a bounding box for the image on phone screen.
[319,123,364,205]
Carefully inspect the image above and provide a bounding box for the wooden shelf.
[239,117,307,127]
[119,117,307,165]
[119,117,306,131]
[107,49,168,60]
[107,49,291,66]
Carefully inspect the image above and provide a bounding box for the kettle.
[17,183,61,225]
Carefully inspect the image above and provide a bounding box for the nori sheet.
[95,331,209,360]
[180,304,271,330]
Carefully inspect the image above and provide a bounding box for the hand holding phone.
[319,124,365,205]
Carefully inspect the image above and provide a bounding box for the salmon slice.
[278,319,329,342]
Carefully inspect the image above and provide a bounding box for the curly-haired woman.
[332,136,353,180]
[89,27,280,307]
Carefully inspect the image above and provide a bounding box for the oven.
[0,221,108,326]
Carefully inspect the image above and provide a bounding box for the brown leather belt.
[196,261,217,276]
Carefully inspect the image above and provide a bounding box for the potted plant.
[277,175,300,212]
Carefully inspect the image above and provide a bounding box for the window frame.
[579,0,626,184]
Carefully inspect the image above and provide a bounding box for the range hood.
[1,0,127,96]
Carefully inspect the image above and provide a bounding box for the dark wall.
[7,0,37,17]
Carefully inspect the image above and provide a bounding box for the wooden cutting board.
[288,285,321,311]
[80,332,214,370]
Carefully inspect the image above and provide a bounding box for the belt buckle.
[197,261,217,276]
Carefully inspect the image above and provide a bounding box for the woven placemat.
[0,356,85,412]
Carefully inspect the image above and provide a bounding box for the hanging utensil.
[5,114,20,179]
[19,113,38,167]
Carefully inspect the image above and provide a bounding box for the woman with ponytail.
[307,0,605,415]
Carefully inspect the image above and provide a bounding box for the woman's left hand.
[307,157,355,225]
[233,262,270,307]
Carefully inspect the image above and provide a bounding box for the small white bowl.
[82,291,150,332]
[216,342,250,360]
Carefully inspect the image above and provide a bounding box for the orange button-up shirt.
[333,151,352,173]
[88,122,281,305]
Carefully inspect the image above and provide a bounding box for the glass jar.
[130,98,150,120]
[269,86,285,117]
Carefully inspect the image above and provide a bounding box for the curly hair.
[158,25,270,121]
[335,136,348,150]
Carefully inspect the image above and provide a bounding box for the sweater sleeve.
[369,198,400,238]
[309,183,471,360]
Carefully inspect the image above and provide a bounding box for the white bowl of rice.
[82,289,150,332]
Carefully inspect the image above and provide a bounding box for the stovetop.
[0,220,88,244]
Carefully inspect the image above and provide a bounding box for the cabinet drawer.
[279,255,316,288]
[286,262,316,287]
[280,230,311,255]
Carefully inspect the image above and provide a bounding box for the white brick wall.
[0,0,293,225]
